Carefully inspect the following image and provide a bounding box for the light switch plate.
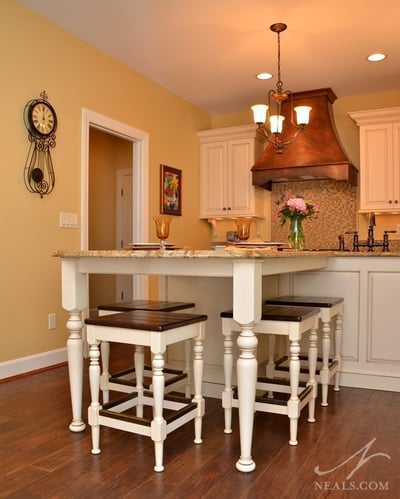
[59,212,78,228]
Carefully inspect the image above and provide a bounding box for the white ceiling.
[18,0,400,114]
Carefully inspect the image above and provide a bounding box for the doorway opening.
[81,109,149,308]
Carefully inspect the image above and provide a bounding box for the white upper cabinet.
[350,107,400,212]
[198,125,265,219]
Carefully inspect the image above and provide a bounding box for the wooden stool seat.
[97,300,195,401]
[98,300,196,313]
[221,305,320,446]
[85,310,207,472]
[265,296,344,406]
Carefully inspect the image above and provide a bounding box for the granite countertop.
[54,248,400,258]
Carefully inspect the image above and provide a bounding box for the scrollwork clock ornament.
[23,91,57,197]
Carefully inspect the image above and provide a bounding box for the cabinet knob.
[395,200,399,204]
[389,200,393,204]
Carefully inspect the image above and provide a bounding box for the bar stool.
[265,296,343,406]
[85,309,207,472]
[221,305,320,446]
[97,300,195,402]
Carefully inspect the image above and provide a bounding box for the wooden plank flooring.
[1,344,399,498]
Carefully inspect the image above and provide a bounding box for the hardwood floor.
[1,344,399,498]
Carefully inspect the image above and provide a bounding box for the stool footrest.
[275,355,339,376]
[100,391,197,426]
[109,365,187,389]
[255,384,313,406]
[232,378,311,407]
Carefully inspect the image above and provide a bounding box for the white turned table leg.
[236,326,258,472]
[222,330,233,434]
[66,311,86,432]
[232,260,262,473]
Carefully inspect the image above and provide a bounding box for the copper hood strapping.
[251,88,358,190]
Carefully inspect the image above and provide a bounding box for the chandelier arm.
[256,123,306,153]
[251,22,311,154]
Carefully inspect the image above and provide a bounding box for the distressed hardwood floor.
[1,344,399,498]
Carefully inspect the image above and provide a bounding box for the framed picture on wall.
[160,164,182,216]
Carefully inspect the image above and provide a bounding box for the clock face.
[28,101,57,136]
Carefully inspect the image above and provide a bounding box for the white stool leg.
[88,341,101,455]
[151,352,166,473]
[184,339,192,398]
[222,330,233,434]
[193,336,204,444]
[307,327,318,423]
[266,335,276,378]
[134,345,144,418]
[287,339,300,446]
[320,319,331,406]
[266,335,276,398]
[100,341,110,403]
[334,313,343,391]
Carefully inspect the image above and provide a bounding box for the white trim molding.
[0,348,67,380]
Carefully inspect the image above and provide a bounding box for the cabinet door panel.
[393,123,400,203]
[291,270,360,362]
[200,142,227,217]
[360,124,392,210]
[368,272,400,364]
[228,139,253,214]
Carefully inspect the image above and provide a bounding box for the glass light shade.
[251,104,268,124]
[270,114,285,133]
[294,106,312,125]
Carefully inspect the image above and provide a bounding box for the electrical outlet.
[48,313,56,330]
[397,224,400,235]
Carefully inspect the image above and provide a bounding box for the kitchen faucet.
[346,212,395,252]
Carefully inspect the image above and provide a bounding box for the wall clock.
[23,90,57,197]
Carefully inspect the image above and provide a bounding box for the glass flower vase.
[288,217,305,251]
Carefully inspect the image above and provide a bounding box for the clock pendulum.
[23,90,57,198]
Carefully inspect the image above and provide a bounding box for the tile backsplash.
[271,179,400,251]
[271,180,358,250]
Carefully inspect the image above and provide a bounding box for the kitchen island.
[56,248,332,472]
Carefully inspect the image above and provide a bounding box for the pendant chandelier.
[251,23,311,154]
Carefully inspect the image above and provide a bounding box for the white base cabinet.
[166,257,400,397]
[286,257,400,392]
[198,125,266,219]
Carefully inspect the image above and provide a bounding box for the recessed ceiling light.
[367,53,387,62]
[256,72,273,80]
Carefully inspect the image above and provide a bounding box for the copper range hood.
[251,88,358,190]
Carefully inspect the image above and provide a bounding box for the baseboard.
[0,348,68,380]
[340,371,400,392]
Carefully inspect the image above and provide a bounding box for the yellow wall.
[3,0,400,365]
[0,1,211,363]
